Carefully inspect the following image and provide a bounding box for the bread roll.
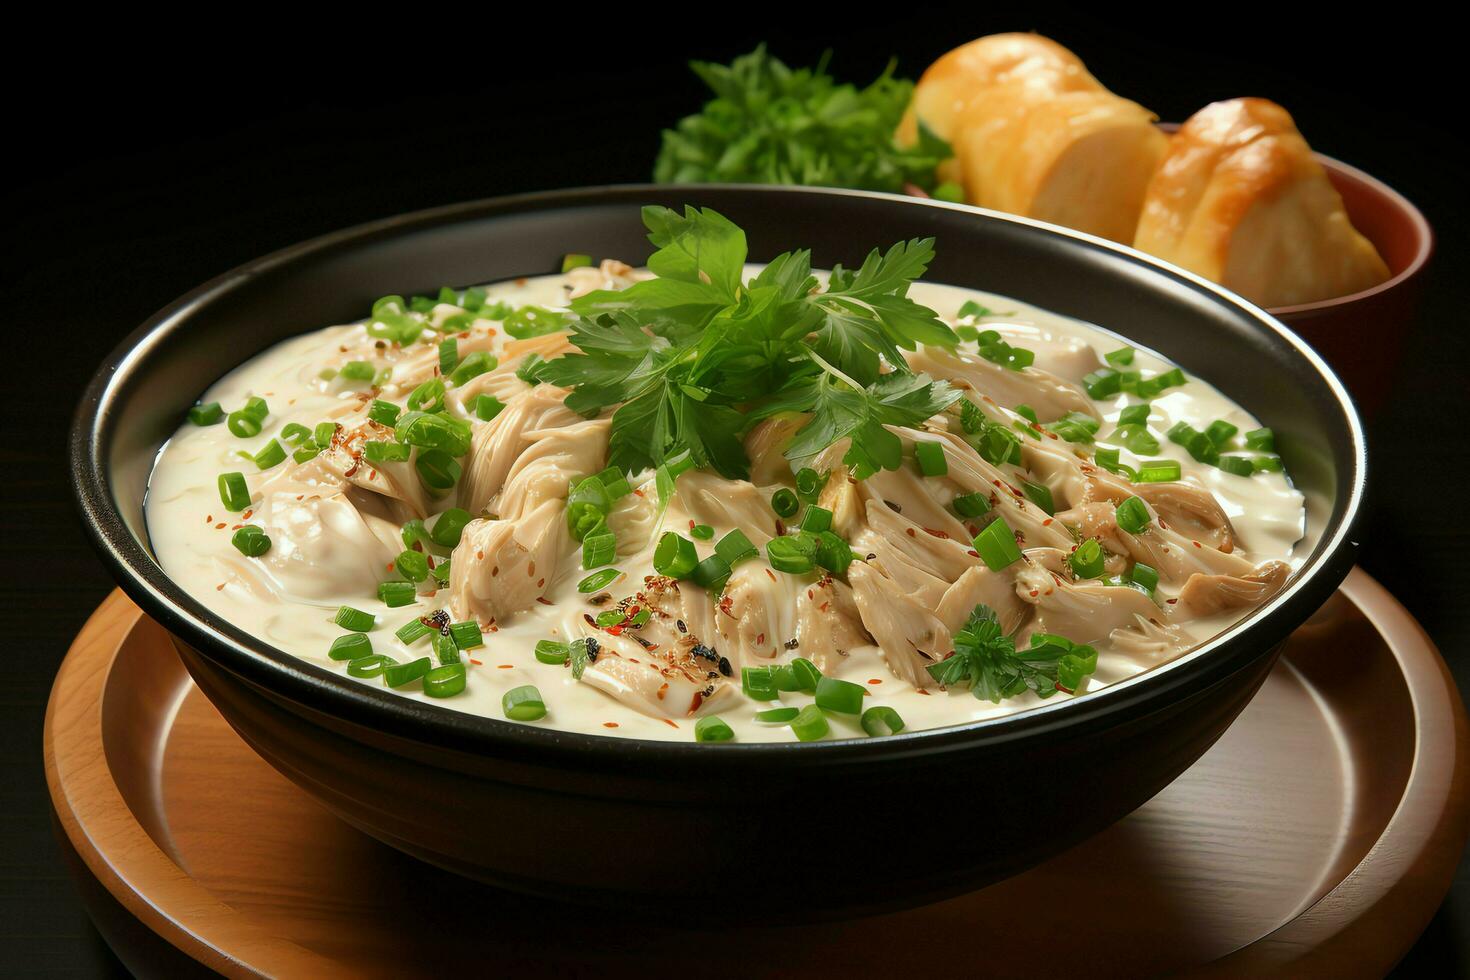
[1134,98,1389,307]
[898,33,1167,243]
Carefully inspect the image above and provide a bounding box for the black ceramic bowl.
[71,185,1365,916]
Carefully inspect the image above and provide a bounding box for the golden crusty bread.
[1134,98,1389,307]
[898,33,1167,243]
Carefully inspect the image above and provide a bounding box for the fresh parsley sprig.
[540,205,959,479]
[927,605,1099,702]
[654,46,950,193]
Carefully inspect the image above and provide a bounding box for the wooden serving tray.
[45,570,1470,978]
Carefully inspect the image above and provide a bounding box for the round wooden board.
[45,569,1470,979]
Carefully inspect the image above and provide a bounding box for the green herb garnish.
[926,605,1098,702]
[654,46,949,193]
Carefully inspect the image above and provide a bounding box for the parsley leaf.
[543,205,958,480]
[654,46,951,193]
[927,605,1099,702]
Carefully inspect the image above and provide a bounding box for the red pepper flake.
[923,527,950,539]
[765,569,776,581]
[657,682,668,701]
[215,523,227,529]
[1192,541,1202,549]
[1166,598,1178,605]
[1042,518,1053,526]
[756,633,765,645]
[604,722,619,728]
[867,678,883,685]
[498,664,514,669]
[688,519,696,531]
[662,719,678,729]
[537,577,545,588]
[967,549,980,558]
[916,688,931,696]
[905,527,916,537]
[231,524,243,530]
[527,560,537,577]
[215,583,225,591]
[204,514,212,523]
[469,658,483,666]
[387,562,395,572]
[241,509,253,519]
[536,597,553,605]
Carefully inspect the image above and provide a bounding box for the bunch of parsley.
[928,606,1100,701]
[653,46,950,193]
[538,205,961,480]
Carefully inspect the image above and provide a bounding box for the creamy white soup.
[147,209,1304,743]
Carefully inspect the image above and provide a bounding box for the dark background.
[4,6,1465,975]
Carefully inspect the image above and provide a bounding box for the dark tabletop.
[3,6,1463,975]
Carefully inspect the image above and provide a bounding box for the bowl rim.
[69,183,1366,768]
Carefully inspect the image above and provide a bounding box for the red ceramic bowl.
[909,147,1433,415]
[1275,154,1433,413]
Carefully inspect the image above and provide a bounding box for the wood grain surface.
[43,570,1470,978]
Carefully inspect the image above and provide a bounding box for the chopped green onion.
[329,633,372,661]
[240,396,269,420]
[293,445,323,464]
[448,621,483,650]
[578,569,620,594]
[755,707,800,723]
[791,658,822,693]
[815,531,854,575]
[690,523,715,540]
[1245,427,1275,452]
[790,704,829,742]
[914,441,948,476]
[335,606,376,632]
[715,529,759,567]
[766,534,817,575]
[653,532,698,578]
[595,609,624,628]
[314,422,338,449]
[1069,539,1105,579]
[367,399,401,428]
[364,440,411,465]
[395,549,429,583]
[799,506,833,534]
[340,360,376,382]
[1114,425,1160,456]
[694,716,735,743]
[1206,420,1239,447]
[450,352,497,387]
[952,491,992,518]
[861,706,905,737]
[1043,412,1100,444]
[771,488,799,519]
[252,439,286,470]
[795,467,827,502]
[515,353,547,386]
[973,518,1022,571]
[1118,403,1150,426]
[1022,481,1055,515]
[815,676,865,714]
[535,640,570,664]
[395,413,471,455]
[230,525,271,557]
[435,286,459,305]
[430,560,451,585]
[189,402,224,426]
[1254,454,1284,473]
[1105,347,1135,367]
[593,466,631,500]
[415,450,461,494]
[278,422,312,446]
[1116,496,1151,535]
[473,394,506,421]
[217,471,250,512]
[1014,404,1039,424]
[567,477,611,540]
[503,685,546,720]
[430,508,473,548]
[582,531,617,569]
[1129,561,1160,593]
[395,618,431,645]
[378,581,417,607]
[432,633,460,666]
[423,663,467,698]
[958,299,991,319]
[438,338,459,375]
[1136,459,1182,483]
[1083,368,1122,399]
[561,253,593,272]
[503,306,567,340]
[407,379,446,413]
[384,656,432,688]
[1218,455,1255,477]
[691,554,732,594]
[347,654,395,678]
[741,666,779,701]
[227,410,262,438]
